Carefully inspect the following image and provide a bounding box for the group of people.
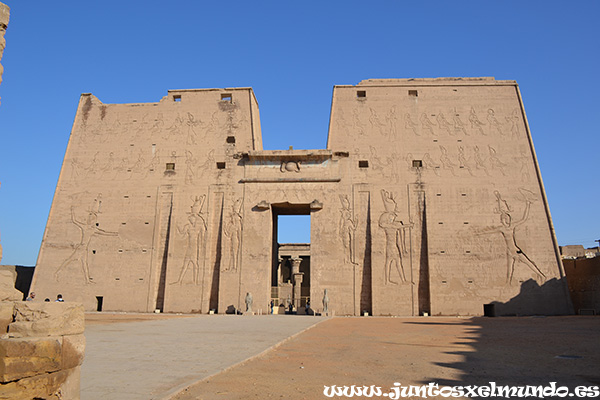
[25,292,64,302]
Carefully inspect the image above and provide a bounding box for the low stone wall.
[563,257,600,315]
[0,271,85,399]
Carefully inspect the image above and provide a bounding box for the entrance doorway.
[271,204,311,314]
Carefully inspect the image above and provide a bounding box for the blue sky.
[0,1,598,266]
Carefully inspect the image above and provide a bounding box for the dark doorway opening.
[96,296,103,312]
[271,203,311,314]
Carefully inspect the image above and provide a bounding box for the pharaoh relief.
[31,78,572,316]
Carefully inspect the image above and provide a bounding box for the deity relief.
[378,189,411,284]
[223,198,243,272]
[172,195,207,285]
[339,195,357,265]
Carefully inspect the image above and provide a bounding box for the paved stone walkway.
[81,314,326,400]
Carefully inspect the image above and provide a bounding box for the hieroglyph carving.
[378,189,412,284]
[172,195,207,285]
[223,198,243,272]
[339,195,357,265]
[476,189,546,285]
[55,207,118,283]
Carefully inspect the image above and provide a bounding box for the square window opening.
[217,162,226,169]
[356,90,366,98]
[166,163,175,171]
[409,90,418,97]
[221,93,232,102]
[358,160,369,168]
[412,160,423,168]
[226,136,236,144]
[173,95,182,102]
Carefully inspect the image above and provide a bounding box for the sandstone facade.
[31,78,572,316]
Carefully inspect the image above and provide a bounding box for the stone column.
[291,257,303,308]
[0,2,9,106]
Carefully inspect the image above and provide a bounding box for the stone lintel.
[244,149,333,162]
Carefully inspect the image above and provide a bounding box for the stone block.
[8,302,84,338]
[0,268,21,302]
[0,336,62,382]
[0,303,13,335]
[62,334,85,370]
[0,368,70,400]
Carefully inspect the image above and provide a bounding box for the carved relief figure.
[166,113,184,140]
[150,113,164,135]
[439,145,457,176]
[420,113,436,135]
[186,112,202,145]
[54,207,118,283]
[473,146,490,176]
[458,146,474,176]
[352,108,365,135]
[506,108,520,138]
[101,152,115,175]
[129,151,145,178]
[369,108,386,136]
[386,105,398,136]
[469,107,485,135]
[339,195,357,264]
[145,149,160,177]
[404,113,419,135]
[422,153,441,176]
[518,150,531,182]
[369,146,389,172]
[198,150,216,177]
[488,146,506,176]
[487,109,503,136]
[223,198,243,272]
[378,189,411,284]
[476,190,546,284]
[70,158,83,181]
[453,111,468,135]
[436,112,453,135]
[172,195,207,285]
[185,150,197,184]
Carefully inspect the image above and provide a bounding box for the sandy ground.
[171,316,600,400]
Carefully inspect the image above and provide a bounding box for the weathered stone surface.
[61,334,85,370]
[8,302,84,338]
[30,79,572,316]
[0,303,13,335]
[0,268,21,302]
[0,368,69,400]
[0,336,62,382]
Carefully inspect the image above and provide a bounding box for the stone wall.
[563,257,600,315]
[0,270,84,399]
